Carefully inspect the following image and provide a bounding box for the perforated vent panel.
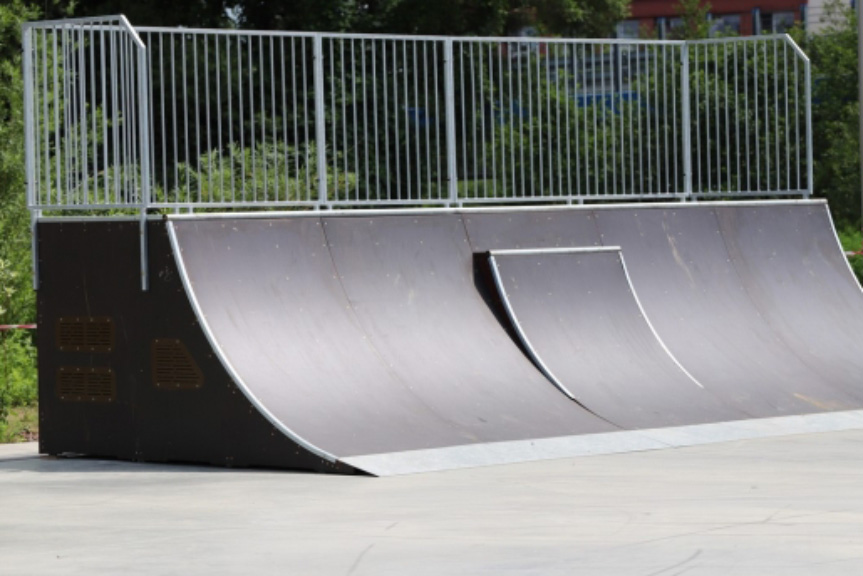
[57,367,116,402]
[56,317,114,352]
[151,339,204,389]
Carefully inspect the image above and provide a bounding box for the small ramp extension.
[487,247,744,428]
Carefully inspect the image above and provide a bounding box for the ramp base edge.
[341,409,863,476]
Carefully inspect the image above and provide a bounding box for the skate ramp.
[38,200,863,476]
[465,202,863,417]
[169,216,616,476]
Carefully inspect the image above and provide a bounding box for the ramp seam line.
[318,217,472,438]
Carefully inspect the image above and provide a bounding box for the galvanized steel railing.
[22,17,813,215]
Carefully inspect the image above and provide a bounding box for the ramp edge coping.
[824,204,863,299]
[342,409,863,476]
[488,247,621,256]
[166,221,340,465]
[160,199,827,221]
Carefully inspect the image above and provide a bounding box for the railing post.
[313,34,328,207]
[804,55,813,199]
[22,25,40,289]
[138,41,151,291]
[681,43,692,201]
[444,39,458,206]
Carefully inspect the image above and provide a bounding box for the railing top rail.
[24,14,145,49]
[136,26,319,39]
[23,14,128,27]
[781,33,810,62]
[686,33,795,46]
[135,25,686,45]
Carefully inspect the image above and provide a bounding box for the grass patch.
[0,404,38,443]
[838,227,863,285]
[0,330,38,443]
[838,227,862,253]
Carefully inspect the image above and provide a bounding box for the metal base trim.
[342,409,863,476]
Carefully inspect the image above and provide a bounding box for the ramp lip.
[162,199,827,222]
[340,409,863,476]
[166,221,339,464]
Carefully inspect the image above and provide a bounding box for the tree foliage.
[66,0,630,36]
[669,0,711,40]
[793,0,861,227]
[0,1,38,325]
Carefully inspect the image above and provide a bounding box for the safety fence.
[22,17,812,213]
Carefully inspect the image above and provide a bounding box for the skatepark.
[4,14,863,573]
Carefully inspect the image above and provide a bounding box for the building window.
[615,20,641,39]
[710,14,741,36]
[772,11,796,32]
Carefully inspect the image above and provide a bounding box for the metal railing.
[22,17,813,215]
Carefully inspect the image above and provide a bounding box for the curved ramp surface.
[319,215,616,437]
[715,203,863,399]
[465,202,863,417]
[594,205,863,414]
[169,216,615,475]
[488,248,743,428]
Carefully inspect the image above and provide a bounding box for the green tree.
[0,0,39,325]
[669,0,710,40]
[71,0,231,27]
[794,0,861,227]
[231,0,629,37]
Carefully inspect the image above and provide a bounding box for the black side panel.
[37,220,349,473]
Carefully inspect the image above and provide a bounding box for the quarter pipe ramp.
[36,200,863,475]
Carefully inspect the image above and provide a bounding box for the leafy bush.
[0,258,37,429]
[0,330,38,408]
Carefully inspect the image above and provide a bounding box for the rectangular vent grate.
[57,367,116,402]
[152,339,204,390]
[56,317,114,353]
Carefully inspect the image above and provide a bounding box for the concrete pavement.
[2,430,863,575]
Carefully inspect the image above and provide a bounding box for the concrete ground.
[2,430,863,575]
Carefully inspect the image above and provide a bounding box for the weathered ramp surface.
[715,203,863,398]
[465,201,863,417]
[488,248,744,428]
[38,200,863,475]
[594,204,863,414]
[169,216,615,475]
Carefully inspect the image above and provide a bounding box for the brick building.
[616,0,806,38]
